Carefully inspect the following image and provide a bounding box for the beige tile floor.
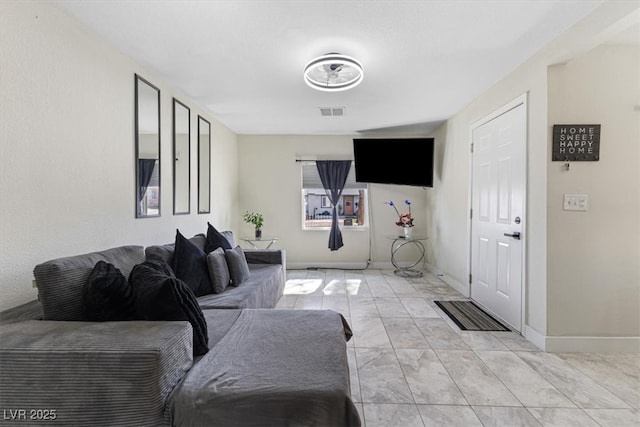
[276,268,640,427]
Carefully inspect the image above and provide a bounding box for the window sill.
[302,227,369,232]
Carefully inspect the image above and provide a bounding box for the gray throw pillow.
[206,248,231,294]
[221,230,235,247]
[224,245,251,287]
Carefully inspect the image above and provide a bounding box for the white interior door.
[471,99,526,332]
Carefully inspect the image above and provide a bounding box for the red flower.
[387,200,414,227]
[395,213,414,227]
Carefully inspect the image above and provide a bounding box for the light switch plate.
[564,194,588,211]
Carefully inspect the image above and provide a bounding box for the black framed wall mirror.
[173,99,190,215]
[135,74,161,218]
[198,116,211,214]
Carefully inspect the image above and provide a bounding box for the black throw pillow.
[205,222,232,253]
[145,254,176,277]
[82,261,137,321]
[172,229,214,297]
[130,261,209,356]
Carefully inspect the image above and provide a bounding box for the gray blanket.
[170,309,360,427]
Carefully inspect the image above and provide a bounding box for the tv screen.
[353,137,435,187]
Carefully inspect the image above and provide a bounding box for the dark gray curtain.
[316,160,351,251]
[138,159,156,204]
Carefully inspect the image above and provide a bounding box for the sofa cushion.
[225,245,251,286]
[188,233,207,251]
[205,222,232,253]
[0,320,192,427]
[206,248,230,294]
[197,264,283,309]
[172,230,213,297]
[144,234,207,266]
[169,309,359,427]
[130,261,209,356]
[82,261,136,321]
[221,230,235,247]
[144,243,174,266]
[34,246,145,321]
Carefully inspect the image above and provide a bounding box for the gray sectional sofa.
[0,232,360,427]
[145,231,286,309]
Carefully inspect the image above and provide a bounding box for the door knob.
[504,232,521,240]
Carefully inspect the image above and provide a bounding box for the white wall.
[426,2,639,345]
[0,1,238,311]
[547,44,640,337]
[237,135,428,268]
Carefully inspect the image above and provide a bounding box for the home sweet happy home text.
[552,124,600,161]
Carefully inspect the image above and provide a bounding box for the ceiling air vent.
[319,107,345,117]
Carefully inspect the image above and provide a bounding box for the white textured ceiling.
[55,0,603,135]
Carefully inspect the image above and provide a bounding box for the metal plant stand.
[388,236,427,277]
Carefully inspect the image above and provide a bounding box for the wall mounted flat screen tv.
[353,137,435,187]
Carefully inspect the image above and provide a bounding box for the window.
[301,161,368,229]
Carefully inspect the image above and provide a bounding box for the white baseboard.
[287,261,371,270]
[371,261,394,270]
[524,325,546,351]
[288,261,401,270]
[523,326,639,353]
[424,262,469,297]
[545,336,640,353]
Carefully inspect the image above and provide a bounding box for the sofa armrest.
[0,320,193,427]
[243,249,286,268]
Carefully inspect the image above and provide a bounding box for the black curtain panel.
[316,160,351,251]
[138,159,156,204]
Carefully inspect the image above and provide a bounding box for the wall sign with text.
[552,124,600,161]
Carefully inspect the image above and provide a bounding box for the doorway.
[470,94,527,332]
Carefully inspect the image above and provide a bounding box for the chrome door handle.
[504,232,521,240]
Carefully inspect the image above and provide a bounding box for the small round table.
[387,235,428,277]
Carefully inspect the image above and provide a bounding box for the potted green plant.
[243,211,264,239]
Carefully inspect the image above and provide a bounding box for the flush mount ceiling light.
[304,53,364,92]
